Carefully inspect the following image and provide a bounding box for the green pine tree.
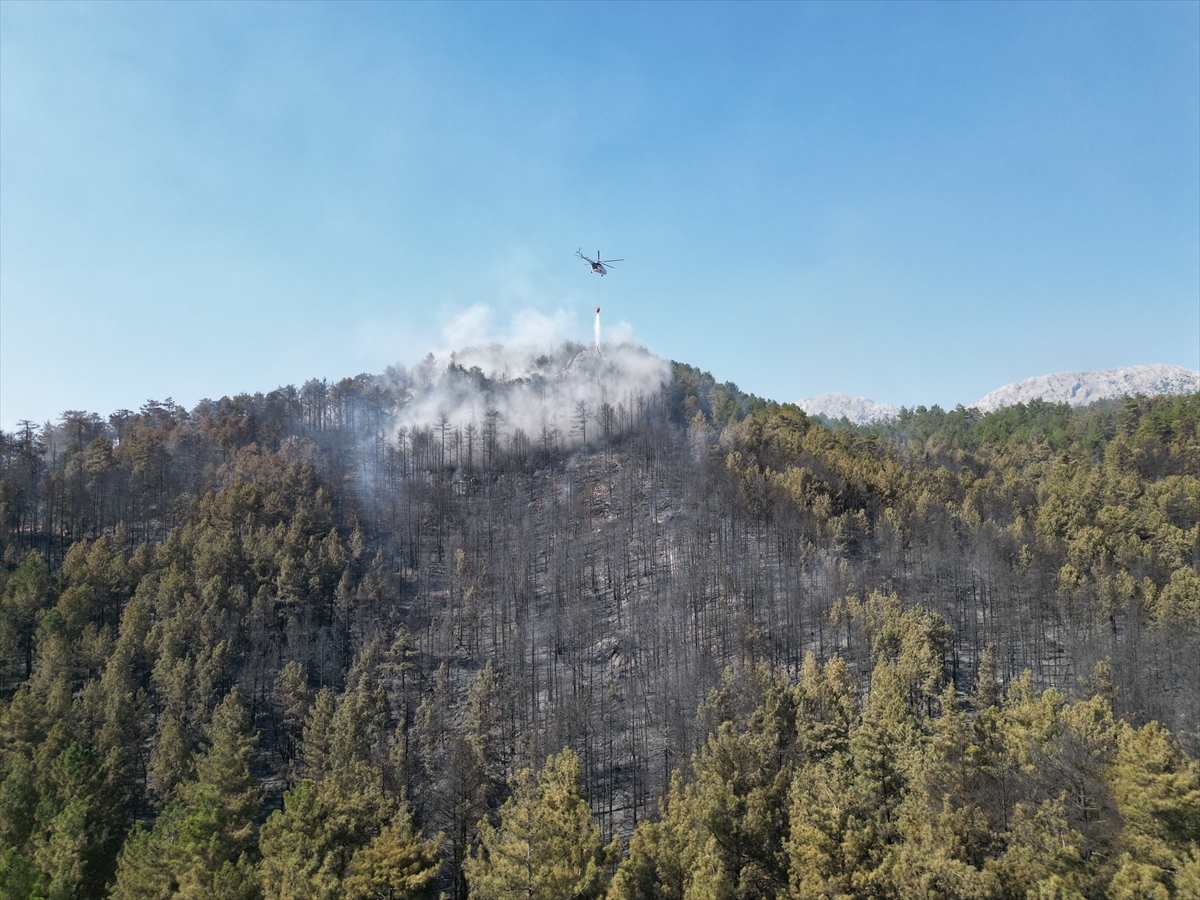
[463,748,614,900]
[259,679,397,900]
[341,810,441,900]
[609,773,690,900]
[111,690,262,899]
[28,742,122,900]
[1106,720,1200,898]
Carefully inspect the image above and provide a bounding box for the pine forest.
[1,352,1198,899]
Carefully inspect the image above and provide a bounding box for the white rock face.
[797,392,900,425]
[972,365,1200,413]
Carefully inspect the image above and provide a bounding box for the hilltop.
[1,349,1198,897]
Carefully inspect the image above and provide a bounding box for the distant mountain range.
[794,392,901,426]
[971,364,1200,413]
[798,364,1200,425]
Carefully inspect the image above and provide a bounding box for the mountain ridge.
[798,364,1200,422]
[971,364,1200,413]
[795,392,900,425]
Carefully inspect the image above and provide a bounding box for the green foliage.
[687,684,801,898]
[1,551,53,682]
[667,363,768,427]
[259,781,437,900]
[608,775,690,900]
[259,779,357,900]
[988,799,1090,899]
[148,716,193,805]
[272,661,311,775]
[0,845,47,900]
[615,645,1200,900]
[260,674,414,900]
[341,816,441,900]
[0,708,123,900]
[110,791,261,900]
[713,391,1200,724]
[463,748,614,900]
[29,742,122,900]
[1107,721,1200,896]
[111,690,261,900]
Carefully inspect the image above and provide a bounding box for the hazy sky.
[2,1,1197,429]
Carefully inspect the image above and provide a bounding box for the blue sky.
[2,1,1197,428]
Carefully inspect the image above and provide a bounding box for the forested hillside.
[1,350,1198,898]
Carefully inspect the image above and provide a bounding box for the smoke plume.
[389,306,671,448]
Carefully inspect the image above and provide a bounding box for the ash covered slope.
[973,364,1200,413]
[797,392,899,425]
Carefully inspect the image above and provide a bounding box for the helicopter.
[577,248,623,276]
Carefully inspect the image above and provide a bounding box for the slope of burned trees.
[1,362,1197,896]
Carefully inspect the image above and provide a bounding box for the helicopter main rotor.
[577,248,624,275]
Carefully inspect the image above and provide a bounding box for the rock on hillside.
[972,365,1200,413]
[797,392,900,425]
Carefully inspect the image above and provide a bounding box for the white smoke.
[392,306,671,448]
